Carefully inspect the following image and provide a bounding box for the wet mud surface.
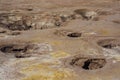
[0,0,120,80]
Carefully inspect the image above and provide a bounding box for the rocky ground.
[0,0,120,80]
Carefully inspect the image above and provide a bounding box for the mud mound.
[0,11,81,31]
[7,20,32,31]
[74,9,98,20]
[99,11,111,15]
[0,13,32,31]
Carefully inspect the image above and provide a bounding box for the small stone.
[55,21,61,26]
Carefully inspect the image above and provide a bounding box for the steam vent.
[0,0,120,80]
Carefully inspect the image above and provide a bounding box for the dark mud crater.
[97,39,120,49]
[67,32,82,38]
[54,29,82,38]
[70,58,106,70]
[64,55,107,70]
[0,42,53,58]
[0,43,34,58]
[97,39,120,57]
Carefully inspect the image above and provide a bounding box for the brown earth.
[0,0,120,80]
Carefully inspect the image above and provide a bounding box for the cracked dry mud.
[0,0,120,80]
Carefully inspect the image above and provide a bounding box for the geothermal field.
[0,0,120,80]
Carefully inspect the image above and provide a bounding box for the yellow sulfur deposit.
[50,51,70,58]
[21,64,77,80]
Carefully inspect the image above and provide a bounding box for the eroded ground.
[0,0,120,80]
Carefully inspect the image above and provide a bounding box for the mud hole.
[0,27,21,36]
[0,43,33,58]
[54,29,72,36]
[67,32,82,38]
[0,44,29,53]
[0,42,52,58]
[112,20,120,24]
[64,55,106,70]
[7,31,21,36]
[97,39,120,49]
[54,29,82,38]
[0,30,6,34]
[97,39,120,57]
